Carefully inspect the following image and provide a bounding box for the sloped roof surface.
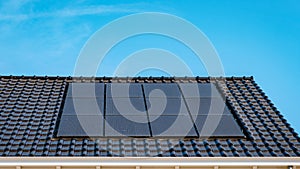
[0,76,299,157]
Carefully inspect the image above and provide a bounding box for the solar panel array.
[57,83,244,138]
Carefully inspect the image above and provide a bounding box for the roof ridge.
[0,75,254,80]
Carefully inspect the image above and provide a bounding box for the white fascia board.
[0,157,299,166]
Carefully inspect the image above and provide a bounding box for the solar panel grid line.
[103,83,107,136]
[141,83,153,137]
[177,82,200,138]
[143,83,199,137]
[178,83,244,137]
[57,83,106,137]
[105,83,151,137]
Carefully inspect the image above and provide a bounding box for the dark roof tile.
[0,76,299,157]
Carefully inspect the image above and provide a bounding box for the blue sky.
[0,0,299,133]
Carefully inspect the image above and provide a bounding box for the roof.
[0,75,299,157]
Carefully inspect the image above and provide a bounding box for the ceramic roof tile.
[0,76,299,157]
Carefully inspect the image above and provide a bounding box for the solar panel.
[143,83,181,98]
[106,83,143,98]
[193,115,244,137]
[106,98,147,116]
[57,83,105,137]
[57,115,104,137]
[149,115,198,137]
[105,115,150,137]
[146,98,189,116]
[58,82,244,138]
[67,83,104,98]
[185,98,231,115]
[179,83,222,98]
[63,98,104,115]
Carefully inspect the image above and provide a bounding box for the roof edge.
[0,157,298,166]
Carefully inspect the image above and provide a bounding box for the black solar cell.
[178,83,222,98]
[149,115,198,137]
[193,115,244,137]
[105,115,150,137]
[143,83,182,98]
[57,115,104,137]
[63,98,104,115]
[106,83,143,98]
[185,98,231,115]
[106,98,147,116]
[145,98,189,116]
[67,83,104,98]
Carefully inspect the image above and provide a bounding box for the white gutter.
[0,157,299,166]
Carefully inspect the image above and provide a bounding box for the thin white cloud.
[0,4,149,21]
[53,5,144,17]
[0,14,29,21]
